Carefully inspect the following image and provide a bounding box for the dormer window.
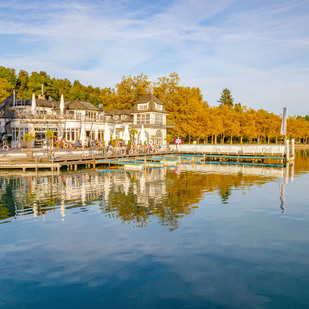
[121,115,127,120]
[114,115,119,120]
[155,103,163,111]
[138,103,148,110]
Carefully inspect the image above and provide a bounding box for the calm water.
[1,151,309,309]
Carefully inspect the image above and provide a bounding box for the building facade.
[0,93,173,148]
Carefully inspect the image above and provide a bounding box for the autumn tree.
[115,74,151,110]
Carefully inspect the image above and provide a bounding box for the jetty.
[0,139,295,173]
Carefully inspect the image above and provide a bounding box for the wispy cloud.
[0,0,308,115]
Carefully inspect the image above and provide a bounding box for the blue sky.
[0,0,308,115]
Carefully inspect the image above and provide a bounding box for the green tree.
[218,88,234,107]
[23,133,35,159]
[130,128,138,143]
[0,78,13,101]
[45,130,55,159]
[0,66,17,87]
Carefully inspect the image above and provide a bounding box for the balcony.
[133,119,175,128]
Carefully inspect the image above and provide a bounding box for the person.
[75,140,81,148]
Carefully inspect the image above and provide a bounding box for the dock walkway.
[0,145,292,173]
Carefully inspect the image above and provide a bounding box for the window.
[155,114,163,124]
[114,115,119,120]
[121,115,127,120]
[155,130,163,145]
[138,103,148,110]
[155,103,163,111]
[116,128,121,139]
[136,114,150,124]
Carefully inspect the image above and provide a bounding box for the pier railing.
[170,144,286,156]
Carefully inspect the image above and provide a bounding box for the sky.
[0,0,308,116]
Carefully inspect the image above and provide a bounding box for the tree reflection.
[0,152,307,229]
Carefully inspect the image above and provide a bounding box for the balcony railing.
[134,119,175,127]
[13,113,175,127]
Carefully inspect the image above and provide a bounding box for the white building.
[0,93,173,148]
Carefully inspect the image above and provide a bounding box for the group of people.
[54,138,162,154]
[105,141,161,155]
[55,138,102,149]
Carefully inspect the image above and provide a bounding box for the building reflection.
[0,161,298,228]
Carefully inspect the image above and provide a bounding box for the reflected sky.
[0,151,309,308]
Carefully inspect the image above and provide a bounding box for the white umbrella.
[31,93,36,114]
[104,122,110,145]
[112,128,116,140]
[80,122,86,146]
[140,124,146,144]
[60,94,65,115]
[123,125,130,144]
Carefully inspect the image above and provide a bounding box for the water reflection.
[0,157,302,229]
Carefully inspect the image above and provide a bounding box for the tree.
[0,66,17,87]
[45,130,55,159]
[0,78,13,101]
[115,74,151,110]
[218,88,234,107]
[23,133,35,159]
[130,128,138,144]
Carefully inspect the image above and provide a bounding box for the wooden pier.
[0,148,290,173]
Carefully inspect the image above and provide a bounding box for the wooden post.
[23,167,26,172]
[75,164,77,171]
[285,139,290,162]
[179,156,181,165]
[192,156,194,165]
[163,158,166,167]
[144,157,147,169]
[291,139,295,158]
[67,165,69,171]
[203,154,205,164]
[285,162,289,184]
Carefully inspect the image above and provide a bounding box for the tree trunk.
[240,136,243,144]
[27,140,32,159]
[275,136,278,144]
[214,135,217,144]
[189,135,191,144]
[211,135,214,144]
[230,136,233,144]
[221,134,224,144]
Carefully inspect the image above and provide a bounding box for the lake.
[0,150,309,308]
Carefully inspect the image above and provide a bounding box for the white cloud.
[0,0,308,115]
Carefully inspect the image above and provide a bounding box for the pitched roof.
[0,94,58,109]
[36,99,58,108]
[0,94,30,109]
[133,94,168,113]
[104,109,133,116]
[55,101,101,111]
[136,94,164,105]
